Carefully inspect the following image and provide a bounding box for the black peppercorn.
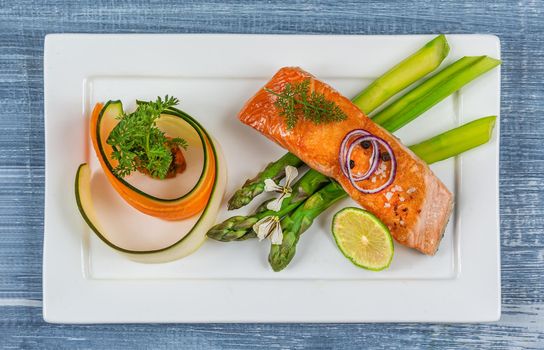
[360,140,371,149]
[381,152,391,161]
[349,160,355,169]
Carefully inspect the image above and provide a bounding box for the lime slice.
[332,207,394,271]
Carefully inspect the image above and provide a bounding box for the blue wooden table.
[1,1,543,348]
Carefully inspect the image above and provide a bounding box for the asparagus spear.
[227,153,303,210]
[352,34,450,113]
[269,181,348,270]
[209,170,329,241]
[409,116,496,164]
[227,35,450,210]
[269,116,497,271]
[373,56,501,131]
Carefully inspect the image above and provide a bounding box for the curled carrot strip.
[89,102,216,220]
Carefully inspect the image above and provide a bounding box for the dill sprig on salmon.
[265,79,347,130]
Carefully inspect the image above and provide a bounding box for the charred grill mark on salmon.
[238,67,454,255]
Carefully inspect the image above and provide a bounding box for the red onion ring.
[339,130,397,194]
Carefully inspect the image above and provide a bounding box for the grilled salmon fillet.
[238,67,453,255]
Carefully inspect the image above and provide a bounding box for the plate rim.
[43,33,501,323]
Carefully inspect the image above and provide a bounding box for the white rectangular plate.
[44,34,500,323]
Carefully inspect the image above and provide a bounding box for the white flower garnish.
[264,165,298,212]
[252,216,283,245]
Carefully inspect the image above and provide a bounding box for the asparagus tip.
[227,193,248,210]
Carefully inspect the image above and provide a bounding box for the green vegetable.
[409,116,496,164]
[352,34,450,114]
[373,56,501,131]
[227,153,304,210]
[264,79,347,130]
[210,170,330,241]
[269,116,497,271]
[228,35,451,210]
[269,181,347,271]
[107,95,188,179]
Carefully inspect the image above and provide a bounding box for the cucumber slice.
[74,138,226,263]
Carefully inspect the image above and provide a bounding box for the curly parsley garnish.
[106,96,188,179]
[264,79,347,130]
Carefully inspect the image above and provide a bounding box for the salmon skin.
[238,67,453,255]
